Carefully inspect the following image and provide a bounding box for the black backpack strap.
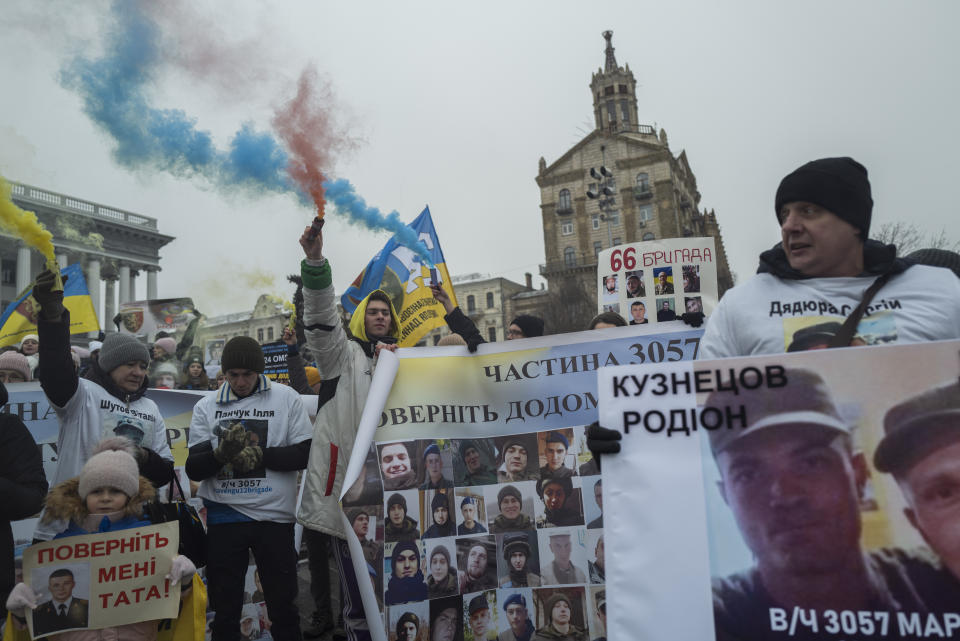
[827,272,893,348]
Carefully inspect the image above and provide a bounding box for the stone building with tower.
[2,181,174,332]
[536,31,733,330]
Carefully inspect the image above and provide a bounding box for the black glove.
[32,270,67,321]
[466,335,483,354]
[586,421,621,472]
[680,312,705,328]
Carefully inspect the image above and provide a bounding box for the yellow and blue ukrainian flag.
[341,207,457,347]
[0,263,100,347]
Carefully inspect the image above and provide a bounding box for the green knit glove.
[231,445,263,473]
[214,422,248,463]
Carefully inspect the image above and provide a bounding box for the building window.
[257,328,264,343]
[613,237,622,246]
[488,327,497,342]
[267,327,274,341]
[618,84,627,94]
[638,205,653,222]
[1,259,14,285]
[636,173,650,191]
[604,85,615,96]
[642,232,656,241]
[486,292,494,308]
[591,214,600,230]
[594,241,603,257]
[564,247,576,267]
[561,221,573,236]
[605,211,620,226]
[620,99,629,124]
[557,188,572,213]
[467,295,476,312]
[606,102,617,126]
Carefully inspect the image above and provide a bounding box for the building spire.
[603,30,618,72]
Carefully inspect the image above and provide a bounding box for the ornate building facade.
[536,31,733,330]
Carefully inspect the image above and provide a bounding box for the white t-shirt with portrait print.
[700,264,960,359]
[189,382,313,523]
[34,379,173,540]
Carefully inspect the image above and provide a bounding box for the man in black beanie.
[507,315,544,340]
[698,156,960,359]
[186,335,313,641]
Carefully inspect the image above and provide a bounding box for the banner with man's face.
[338,323,704,641]
[599,339,960,640]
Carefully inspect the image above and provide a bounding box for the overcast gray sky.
[2,1,957,316]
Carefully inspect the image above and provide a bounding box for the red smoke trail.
[272,66,344,218]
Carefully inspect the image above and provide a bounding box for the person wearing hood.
[422,492,455,539]
[0,378,47,622]
[535,477,581,528]
[30,269,174,542]
[5,439,195,640]
[490,485,534,533]
[385,492,419,542]
[179,355,211,390]
[17,334,39,376]
[532,593,587,641]
[426,544,458,598]
[296,225,402,637]
[384,541,428,606]
[700,156,960,359]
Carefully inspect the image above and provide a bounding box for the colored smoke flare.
[0,176,62,291]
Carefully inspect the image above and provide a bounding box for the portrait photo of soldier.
[384,540,428,607]
[342,444,385,507]
[600,275,618,307]
[31,567,89,636]
[873,376,960,612]
[682,264,701,293]
[624,270,645,299]
[495,435,539,483]
[487,483,535,533]
[426,542,459,599]
[456,439,499,487]
[389,602,428,641]
[532,588,588,641]
[420,441,455,490]
[585,478,603,529]
[495,589,535,641]
[379,441,418,491]
[498,532,541,588]
[385,490,421,543]
[538,529,587,587]
[457,493,488,535]
[464,591,498,641]
[628,300,648,326]
[538,430,575,481]
[456,537,498,594]
[653,267,674,295]
[535,477,583,529]
[588,588,607,641]
[423,490,457,539]
[705,368,932,639]
[430,595,464,641]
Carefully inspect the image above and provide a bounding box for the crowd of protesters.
[2,155,960,641]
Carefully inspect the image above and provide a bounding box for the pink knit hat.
[154,337,177,355]
[0,351,32,381]
[78,438,140,499]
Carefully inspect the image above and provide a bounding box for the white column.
[56,253,68,270]
[146,268,158,300]
[15,245,31,293]
[129,269,139,302]
[104,278,117,330]
[118,264,130,304]
[86,258,101,334]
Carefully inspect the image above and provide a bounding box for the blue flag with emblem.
[341,206,457,346]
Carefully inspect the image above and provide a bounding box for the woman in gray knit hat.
[31,269,174,542]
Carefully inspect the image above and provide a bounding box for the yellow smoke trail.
[0,176,57,269]
[0,175,61,290]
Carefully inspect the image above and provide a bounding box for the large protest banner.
[596,237,718,325]
[22,522,180,639]
[599,340,960,640]
[117,298,196,341]
[337,323,704,641]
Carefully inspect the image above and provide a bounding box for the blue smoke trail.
[323,179,434,266]
[59,1,433,263]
